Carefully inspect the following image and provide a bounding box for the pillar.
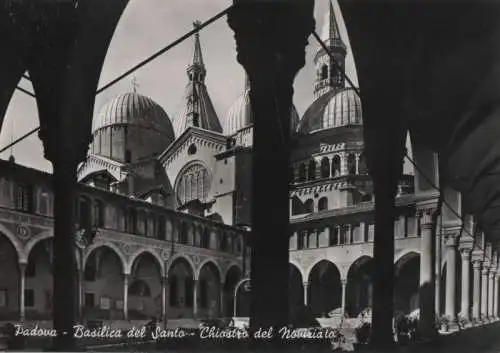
[161,276,167,321]
[193,280,198,318]
[19,263,26,321]
[228,1,314,348]
[459,248,472,321]
[341,279,347,316]
[418,206,437,338]
[488,271,495,318]
[435,231,442,316]
[494,274,500,318]
[78,268,84,321]
[444,234,458,322]
[472,260,482,321]
[481,265,489,319]
[220,282,225,317]
[303,282,308,306]
[123,274,129,320]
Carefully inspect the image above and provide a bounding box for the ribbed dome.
[224,88,301,135]
[93,92,175,140]
[297,88,362,133]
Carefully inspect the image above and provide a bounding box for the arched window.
[320,157,330,178]
[176,163,210,205]
[358,153,368,174]
[38,190,49,215]
[92,199,105,228]
[156,215,166,239]
[304,199,314,213]
[332,155,341,177]
[169,276,178,307]
[320,64,328,80]
[126,208,137,234]
[329,227,339,246]
[347,154,356,175]
[298,163,306,182]
[291,197,304,215]
[201,228,210,248]
[220,233,228,251]
[308,160,316,181]
[318,197,328,211]
[179,222,189,244]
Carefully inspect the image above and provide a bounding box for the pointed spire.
[191,20,205,67]
[323,0,342,42]
[131,75,139,93]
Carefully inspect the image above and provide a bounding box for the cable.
[95,6,231,95]
[2,7,230,153]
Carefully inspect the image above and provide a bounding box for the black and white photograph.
[0,0,500,352]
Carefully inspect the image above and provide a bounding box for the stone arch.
[128,248,165,277]
[0,225,24,263]
[198,260,222,317]
[166,254,196,279]
[196,258,223,283]
[224,265,243,317]
[174,160,212,206]
[346,255,375,317]
[83,242,127,275]
[167,255,196,318]
[307,259,342,317]
[394,252,420,315]
[394,250,421,268]
[289,259,306,281]
[24,230,53,264]
[289,263,304,315]
[0,231,22,318]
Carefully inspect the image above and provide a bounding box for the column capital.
[460,247,472,259]
[472,259,483,270]
[121,273,130,281]
[445,233,459,248]
[18,262,27,272]
[482,264,491,276]
[303,281,309,287]
[227,1,315,86]
[416,200,439,229]
[341,279,347,286]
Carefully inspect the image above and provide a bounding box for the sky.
[0,0,359,173]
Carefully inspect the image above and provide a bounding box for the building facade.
[0,1,499,327]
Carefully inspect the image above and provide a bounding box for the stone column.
[123,274,129,320]
[435,231,442,316]
[19,263,26,321]
[489,270,495,318]
[78,268,84,322]
[418,206,438,338]
[445,233,458,322]
[228,2,314,347]
[472,259,482,322]
[341,279,347,316]
[161,276,167,321]
[193,279,198,318]
[459,248,472,321]
[494,274,500,319]
[303,282,308,306]
[481,264,490,320]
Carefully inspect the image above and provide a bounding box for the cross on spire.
[131,75,139,93]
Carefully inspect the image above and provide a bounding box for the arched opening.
[347,154,356,175]
[289,264,304,319]
[235,278,251,317]
[129,252,162,320]
[83,246,125,320]
[394,253,420,315]
[318,197,328,211]
[25,239,53,320]
[358,153,368,174]
[291,196,304,215]
[179,222,189,244]
[308,160,316,181]
[224,266,242,317]
[198,262,221,319]
[168,257,195,318]
[346,256,374,317]
[298,163,306,182]
[307,260,342,318]
[92,199,105,228]
[0,234,21,320]
[320,157,330,178]
[332,155,341,177]
[304,199,314,213]
[201,228,210,249]
[320,64,328,80]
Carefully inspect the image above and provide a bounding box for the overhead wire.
[3,5,231,152]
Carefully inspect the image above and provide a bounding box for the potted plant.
[439,315,451,332]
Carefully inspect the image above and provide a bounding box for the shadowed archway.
[308,260,341,317]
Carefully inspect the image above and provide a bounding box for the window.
[192,113,199,127]
[358,153,368,174]
[176,163,210,205]
[85,293,95,307]
[179,223,189,244]
[125,150,132,163]
[24,289,34,307]
[201,228,210,248]
[304,199,314,213]
[329,227,339,246]
[156,216,166,239]
[100,297,111,310]
[318,197,328,211]
[84,259,96,282]
[320,158,330,178]
[308,160,316,180]
[14,183,33,212]
[169,276,178,307]
[38,191,49,215]
[347,154,356,175]
[220,233,228,251]
[320,64,328,80]
[92,200,105,228]
[126,208,137,234]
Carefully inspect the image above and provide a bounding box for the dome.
[224,88,301,135]
[297,88,362,134]
[93,92,175,140]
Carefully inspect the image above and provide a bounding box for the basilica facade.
[0,1,499,328]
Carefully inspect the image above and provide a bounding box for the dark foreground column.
[228,1,314,350]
